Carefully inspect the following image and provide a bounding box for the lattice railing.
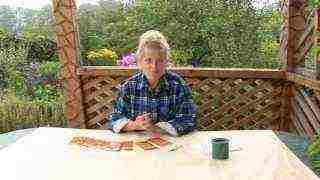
[193,78,285,131]
[78,68,292,132]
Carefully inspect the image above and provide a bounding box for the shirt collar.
[137,70,170,91]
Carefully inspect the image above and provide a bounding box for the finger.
[136,123,146,130]
[143,113,151,117]
[136,116,144,121]
[144,122,154,129]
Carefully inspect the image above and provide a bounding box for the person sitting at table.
[107,30,197,136]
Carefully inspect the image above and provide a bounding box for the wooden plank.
[299,88,320,125]
[78,66,286,79]
[290,110,307,136]
[294,67,317,78]
[87,112,108,128]
[296,21,314,52]
[291,99,315,140]
[295,88,320,130]
[286,72,320,91]
[315,90,320,103]
[296,35,314,64]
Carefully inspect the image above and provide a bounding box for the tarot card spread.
[70,137,122,151]
[70,136,173,151]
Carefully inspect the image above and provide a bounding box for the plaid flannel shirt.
[107,70,197,136]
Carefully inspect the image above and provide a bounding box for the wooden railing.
[77,67,290,131]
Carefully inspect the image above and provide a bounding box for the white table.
[0,127,318,180]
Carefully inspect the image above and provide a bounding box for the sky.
[0,0,277,10]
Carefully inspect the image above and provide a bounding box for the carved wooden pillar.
[316,9,320,79]
[53,0,86,128]
[281,0,308,72]
[280,0,289,67]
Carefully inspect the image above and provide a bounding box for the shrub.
[308,130,320,175]
[0,44,29,94]
[170,50,192,67]
[0,91,67,133]
[38,61,61,77]
[87,48,118,66]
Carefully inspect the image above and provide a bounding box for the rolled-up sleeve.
[107,85,131,133]
[166,85,197,136]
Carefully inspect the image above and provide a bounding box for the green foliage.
[33,84,60,102]
[307,130,320,175]
[0,44,28,92]
[0,32,61,103]
[27,36,58,63]
[86,32,105,50]
[9,71,27,97]
[0,26,9,36]
[86,48,118,66]
[0,5,54,39]
[38,61,61,77]
[191,91,202,106]
[0,91,67,132]
[170,50,192,66]
[309,0,320,8]
[77,0,281,69]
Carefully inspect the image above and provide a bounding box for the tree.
[77,0,282,68]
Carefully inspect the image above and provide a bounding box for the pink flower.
[119,53,136,67]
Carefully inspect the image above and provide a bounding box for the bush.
[77,0,281,68]
[38,61,61,77]
[0,91,67,133]
[26,36,58,63]
[170,49,192,67]
[86,48,118,66]
[308,130,320,175]
[0,44,29,94]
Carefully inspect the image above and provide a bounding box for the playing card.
[147,137,171,147]
[135,141,158,150]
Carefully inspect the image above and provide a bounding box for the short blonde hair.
[136,30,170,62]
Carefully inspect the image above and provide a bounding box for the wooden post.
[316,8,320,79]
[53,0,86,128]
[281,0,308,72]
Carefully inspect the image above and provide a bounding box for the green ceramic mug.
[211,138,229,160]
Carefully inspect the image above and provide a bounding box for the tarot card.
[147,137,172,147]
[104,141,121,151]
[94,139,108,149]
[135,141,158,150]
[70,136,88,147]
[121,141,133,151]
